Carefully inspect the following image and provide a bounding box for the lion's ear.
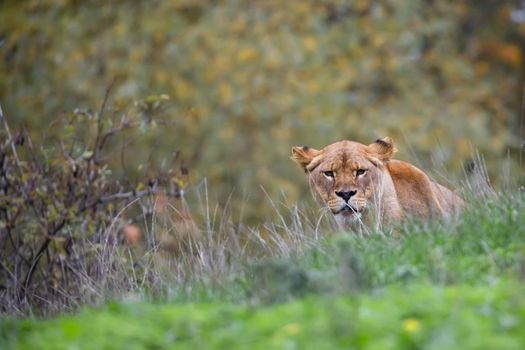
[368,137,396,162]
[291,146,319,172]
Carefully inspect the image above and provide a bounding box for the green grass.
[2,283,525,350]
[2,193,525,349]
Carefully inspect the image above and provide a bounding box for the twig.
[98,120,138,152]
[0,103,22,173]
[93,78,117,163]
[23,126,43,173]
[78,188,164,213]
[22,219,66,298]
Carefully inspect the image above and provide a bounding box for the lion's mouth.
[334,204,361,216]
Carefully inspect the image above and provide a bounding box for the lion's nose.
[335,190,356,202]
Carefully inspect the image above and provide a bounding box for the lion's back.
[386,160,463,219]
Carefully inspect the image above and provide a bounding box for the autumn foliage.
[1,1,524,221]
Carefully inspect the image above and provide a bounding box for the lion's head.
[291,138,396,225]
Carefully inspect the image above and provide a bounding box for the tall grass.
[2,150,522,316]
[2,175,525,349]
[0,180,334,315]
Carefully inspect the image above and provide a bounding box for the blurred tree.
[0,0,522,221]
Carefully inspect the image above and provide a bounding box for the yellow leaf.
[237,47,257,62]
[219,83,233,105]
[303,36,317,52]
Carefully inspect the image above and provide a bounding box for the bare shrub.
[0,94,185,315]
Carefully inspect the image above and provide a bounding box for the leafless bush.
[0,93,185,315]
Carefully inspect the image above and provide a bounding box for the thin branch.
[0,103,22,173]
[98,120,138,152]
[78,187,166,213]
[22,219,67,297]
[23,126,43,173]
[93,78,117,163]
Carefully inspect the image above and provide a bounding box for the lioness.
[291,137,463,231]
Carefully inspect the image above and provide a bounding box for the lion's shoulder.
[385,159,430,186]
[385,160,463,218]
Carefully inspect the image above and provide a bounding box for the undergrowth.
[1,191,524,349]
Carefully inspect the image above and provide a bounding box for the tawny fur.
[291,138,464,232]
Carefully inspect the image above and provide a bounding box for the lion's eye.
[356,169,367,176]
[323,171,335,178]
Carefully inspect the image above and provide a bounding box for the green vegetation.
[4,283,525,350]
[2,0,525,348]
[2,194,525,349]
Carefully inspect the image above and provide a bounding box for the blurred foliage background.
[1,0,525,222]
